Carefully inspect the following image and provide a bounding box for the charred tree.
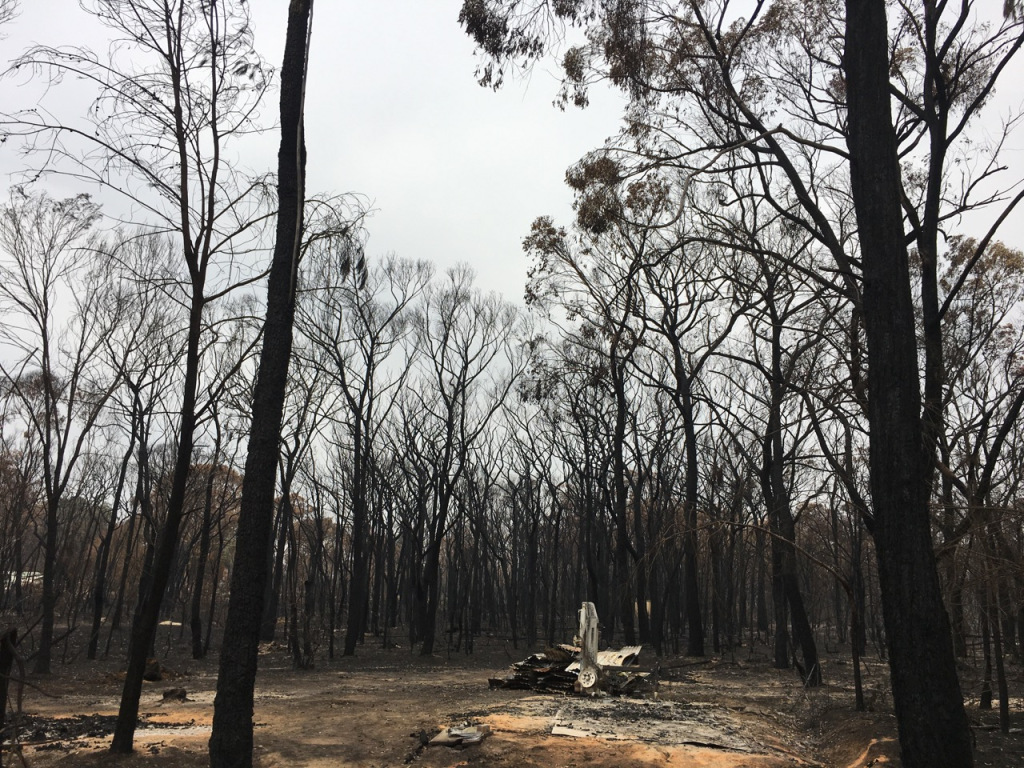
[209,0,313,765]
[844,1,973,764]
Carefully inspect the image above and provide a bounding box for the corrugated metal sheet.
[566,645,642,672]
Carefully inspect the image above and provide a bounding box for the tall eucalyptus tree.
[210,0,315,764]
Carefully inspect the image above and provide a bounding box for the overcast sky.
[0,0,626,302]
[1,2,1021,302]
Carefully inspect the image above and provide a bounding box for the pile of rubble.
[488,642,656,695]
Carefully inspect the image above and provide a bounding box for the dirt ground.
[3,636,1024,768]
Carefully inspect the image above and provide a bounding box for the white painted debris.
[429,724,491,747]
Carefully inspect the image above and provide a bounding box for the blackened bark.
[680,376,705,656]
[761,273,821,684]
[784,568,820,685]
[769,529,789,668]
[993,599,1010,732]
[33,497,60,674]
[525,512,539,646]
[917,0,958,469]
[631,480,650,643]
[343,422,368,655]
[329,501,347,657]
[111,291,203,753]
[204,516,225,655]
[208,1,311,765]
[419,538,444,655]
[88,420,136,661]
[191,462,217,659]
[0,628,16,737]
[851,520,867,658]
[981,610,993,709]
[844,2,973,765]
[105,494,140,655]
[611,365,635,646]
[261,496,289,641]
[546,503,562,647]
[755,527,769,635]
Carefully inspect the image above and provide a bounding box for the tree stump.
[143,658,162,682]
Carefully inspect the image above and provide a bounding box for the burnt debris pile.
[488,643,656,695]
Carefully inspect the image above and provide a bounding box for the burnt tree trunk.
[190,462,216,659]
[261,494,290,642]
[844,2,973,764]
[204,514,225,656]
[0,628,17,738]
[610,362,635,646]
[88,413,138,660]
[680,375,705,656]
[33,497,61,674]
[112,283,203,753]
[343,421,369,656]
[208,1,312,765]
